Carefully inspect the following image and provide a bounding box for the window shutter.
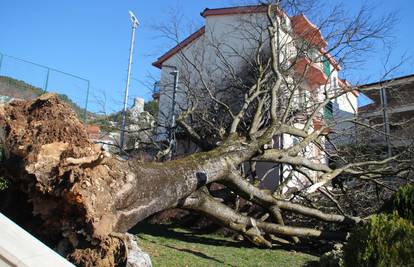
[324,101,333,122]
[322,58,331,77]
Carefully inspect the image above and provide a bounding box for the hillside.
[0,76,87,118]
[0,76,43,100]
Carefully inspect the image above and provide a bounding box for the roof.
[338,78,359,97]
[294,57,327,88]
[153,5,276,69]
[201,5,269,17]
[152,27,205,69]
[291,14,328,48]
[358,73,414,113]
[152,5,340,71]
[85,124,100,135]
[358,73,414,90]
[357,74,414,103]
[320,47,341,71]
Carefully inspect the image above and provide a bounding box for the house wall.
[314,67,358,144]
[358,75,414,147]
[157,11,296,135]
[157,34,206,139]
[332,91,358,144]
[204,12,296,79]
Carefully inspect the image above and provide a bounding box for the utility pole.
[380,86,392,157]
[120,11,139,150]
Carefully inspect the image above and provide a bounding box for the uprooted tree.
[0,1,413,266]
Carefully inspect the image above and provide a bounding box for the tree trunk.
[0,94,256,266]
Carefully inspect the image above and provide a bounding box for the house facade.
[152,5,358,190]
[358,74,414,149]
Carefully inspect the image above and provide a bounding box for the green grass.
[132,223,318,267]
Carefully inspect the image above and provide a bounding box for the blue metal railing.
[153,81,160,94]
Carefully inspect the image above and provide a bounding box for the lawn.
[132,223,319,267]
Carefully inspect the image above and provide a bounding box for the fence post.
[0,53,3,75]
[83,80,90,123]
[43,68,50,92]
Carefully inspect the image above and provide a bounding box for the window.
[324,101,333,122]
[294,88,310,111]
[292,137,300,145]
[333,77,337,87]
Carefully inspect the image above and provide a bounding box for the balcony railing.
[153,81,160,94]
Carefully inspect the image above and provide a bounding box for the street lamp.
[162,65,179,157]
[120,11,139,150]
[380,87,392,157]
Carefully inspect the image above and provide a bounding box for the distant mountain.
[0,76,88,118]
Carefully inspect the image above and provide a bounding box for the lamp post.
[170,69,179,133]
[161,65,179,157]
[120,11,139,150]
[380,87,392,157]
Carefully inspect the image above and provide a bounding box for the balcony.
[152,81,160,101]
[294,57,327,89]
[291,14,328,48]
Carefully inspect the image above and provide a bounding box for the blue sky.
[0,0,413,113]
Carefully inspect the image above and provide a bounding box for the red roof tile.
[201,5,269,17]
[86,124,100,134]
[291,14,328,48]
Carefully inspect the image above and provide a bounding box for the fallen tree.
[0,92,404,266]
[1,2,412,267]
[0,94,263,265]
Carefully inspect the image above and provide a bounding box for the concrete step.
[0,213,75,267]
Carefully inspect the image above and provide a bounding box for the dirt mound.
[0,94,130,266]
[1,93,91,157]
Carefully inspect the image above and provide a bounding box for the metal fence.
[0,52,90,121]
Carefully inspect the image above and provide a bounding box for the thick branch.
[182,189,347,244]
[221,171,360,224]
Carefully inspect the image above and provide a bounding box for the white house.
[152,5,358,191]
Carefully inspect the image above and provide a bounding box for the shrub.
[0,176,8,191]
[0,144,4,161]
[381,184,414,223]
[0,144,7,191]
[319,244,344,267]
[343,213,414,267]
